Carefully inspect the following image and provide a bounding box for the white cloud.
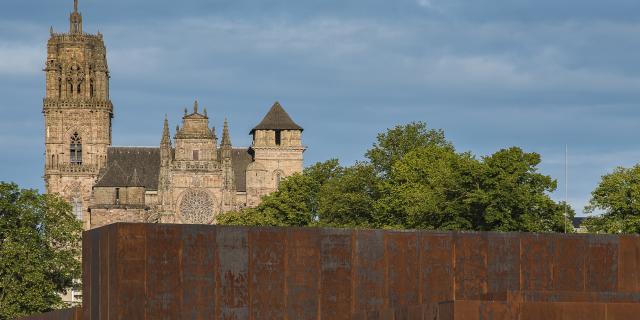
[417,0,433,8]
[0,44,42,75]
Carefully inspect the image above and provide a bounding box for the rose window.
[179,189,215,224]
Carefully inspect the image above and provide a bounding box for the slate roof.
[231,148,253,192]
[251,102,303,133]
[95,147,161,189]
[94,146,253,192]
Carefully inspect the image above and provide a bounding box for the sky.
[2,0,640,215]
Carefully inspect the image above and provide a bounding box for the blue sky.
[2,0,640,215]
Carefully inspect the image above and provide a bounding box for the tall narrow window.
[72,198,83,220]
[70,132,82,164]
[90,80,94,98]
[276,172,282,188]
[193,150,199,160]
[77,84,82,95]
[115,188,120,204]
[275,130,281,146]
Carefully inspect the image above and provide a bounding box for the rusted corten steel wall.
[353,301,640,319]
[436,300,640,320]
[82,223,640,319]
[18,307,82,320]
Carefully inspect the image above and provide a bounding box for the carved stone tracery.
[179,189,215,224]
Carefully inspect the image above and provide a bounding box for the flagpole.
[565,144,568,233]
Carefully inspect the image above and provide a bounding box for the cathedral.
[43,1,305,230]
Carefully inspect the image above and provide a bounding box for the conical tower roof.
[250,101,303,134]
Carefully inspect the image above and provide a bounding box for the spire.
[203,107,208,117]
[211,126,217,141]
[193,100,199,114]
[161,115,171,146]
[69,0,83,34]
[221,118,232,147]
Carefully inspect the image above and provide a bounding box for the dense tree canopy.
[0,182,82,320]
[584,165,640,233]
[218,122,573,232]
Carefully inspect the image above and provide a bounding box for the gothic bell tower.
[43,0,113,229]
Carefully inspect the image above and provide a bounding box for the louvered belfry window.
[70,132,82,164]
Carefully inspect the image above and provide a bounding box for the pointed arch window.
[72,197,83,220]
[70,132,82,164]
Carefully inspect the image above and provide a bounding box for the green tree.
[220,123,573,234]
[468,147,572,232]
[366,122,453,176]
[0,182,82,320]
[317,163,381,228]
[374,146,479,230]
[217,160,341,226]
[584,165,640,233]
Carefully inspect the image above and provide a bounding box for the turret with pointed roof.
[246,101,305,206]
[251,101,304,149]
[250,101,303,134]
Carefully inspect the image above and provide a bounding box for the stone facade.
[43,0,112,230]
[44,1,305,230]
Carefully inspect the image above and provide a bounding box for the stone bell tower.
[43,0,113,229]
[246,102,305,206]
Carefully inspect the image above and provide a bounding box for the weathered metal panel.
[353,229,386,312]
[454,233,488,300]
[452,300,480,320]
[216,226,249,320]
[387,231,419,308]
[90,228,100,320]
[553,235,586,291]
[319,228,352,320]
[520,301,561,320]
[437,301,455,320]
[618,235,640,292]
[520,233,554,291]
[116,224,146,320]
[407,304,428,320]
[419,232,454,305]
[146,224,182,319]
[515,290,640,303]
[98,227,110,319]
[81,230,92,320]
[286,228,321,320]
[586,236,618,292]
[181,225,217,320]
[561,302,606,320]
[487,233,520,300]
[250,227,287,319]
[107,224,118,320]
[605,302,640,320]
[478,301,516,320]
